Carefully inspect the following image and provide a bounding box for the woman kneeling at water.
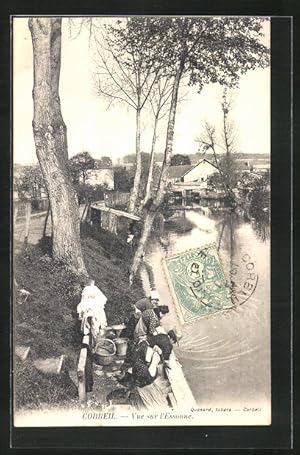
[134,305,170,338]
[130,340,169,409]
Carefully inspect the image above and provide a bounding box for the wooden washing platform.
[165,352,196,408]
[77,333,196,409]
[89,202,141,235]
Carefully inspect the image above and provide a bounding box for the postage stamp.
[164,244,233,324]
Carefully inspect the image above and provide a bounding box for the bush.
[165,217,195,233]
[74,183,107,205]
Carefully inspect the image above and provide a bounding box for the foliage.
[115,154,160,201]
[119,17,270,89]
[95,156,113,168]
[14,164,46,201]
[130,17,269,201]
[68,151,95,184]
[238,170,270,218]
[208,154,239,191]
[165,217,195,233]
[73,183,107,204]
[114,166,132,192]
[170,154,191,166]
[123,154,136,164]
[163,17,269,87]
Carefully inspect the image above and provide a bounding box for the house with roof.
[167,159,219,188]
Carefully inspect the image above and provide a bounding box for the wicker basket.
[94,338,116,366]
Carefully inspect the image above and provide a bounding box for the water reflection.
[142,202,270,407]
[251,217,270,242]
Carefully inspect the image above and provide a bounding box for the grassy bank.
[14,228,144,410]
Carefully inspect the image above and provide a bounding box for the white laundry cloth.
[77,284,108,335]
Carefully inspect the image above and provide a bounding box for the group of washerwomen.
[76,279,181,409]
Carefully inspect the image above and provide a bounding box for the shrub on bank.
[165,217,195,233]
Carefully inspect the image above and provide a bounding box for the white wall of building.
[183,160,217,183]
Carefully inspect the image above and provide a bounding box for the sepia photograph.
[13,15,271,427]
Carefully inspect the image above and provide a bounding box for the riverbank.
[14,229,144,411]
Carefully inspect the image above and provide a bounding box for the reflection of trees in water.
[214,213,238,265]
[215,209,270,250]
[212,212,238,253]
[158,200,270,256]
[251,216,270,242]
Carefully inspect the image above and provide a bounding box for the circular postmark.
[187,260,204,281]
[227,252,259,306]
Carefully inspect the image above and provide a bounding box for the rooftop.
[168,159,219,179]
[167,164,194,179]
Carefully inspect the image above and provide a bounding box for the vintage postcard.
[13,15,271,427]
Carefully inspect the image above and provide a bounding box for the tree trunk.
[129,65,183,282]
[223,108,230,157]
[128,107,142,213]
[143,113,159,205]
[29,17,87,275]
[24,201,32,245]
[211,147,233,200]
[43,203,50,237]
[129,211,156,284]
[154,65,183,206]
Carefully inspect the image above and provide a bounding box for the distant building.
[236,158,270,174]
[193,153,270,173]
[168,159,218,187]
[84,168,114,190]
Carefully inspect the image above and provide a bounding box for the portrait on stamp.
[13,15,271,427]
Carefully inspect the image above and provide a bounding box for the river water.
[141,204,271,420]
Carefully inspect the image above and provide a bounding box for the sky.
[13,17,270,165]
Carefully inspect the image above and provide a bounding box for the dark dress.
[148,333,173,361]
[141,309,160,335]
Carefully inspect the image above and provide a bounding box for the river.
[141,204,271,419]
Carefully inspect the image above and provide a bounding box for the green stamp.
[164,244,233,324]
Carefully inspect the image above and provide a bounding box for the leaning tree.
[129,17,270,282]
[28,17,87,275]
